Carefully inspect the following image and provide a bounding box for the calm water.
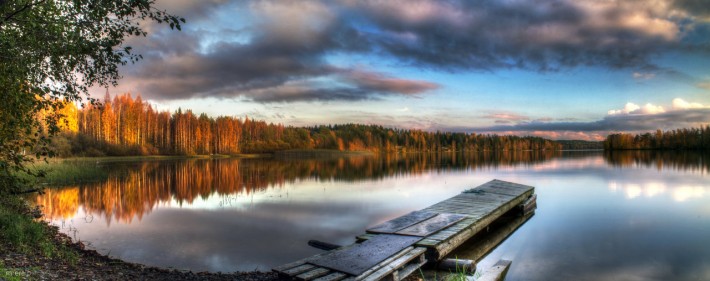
[36,151,710,280]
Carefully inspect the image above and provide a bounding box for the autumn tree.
[0,0,183,194]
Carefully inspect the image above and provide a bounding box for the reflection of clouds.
[509,255,674,281]
[592,263,672,281]
[531,157,603,171]
[672,185,706,202]
[608,181,707,202]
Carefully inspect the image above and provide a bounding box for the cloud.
[632,72,656,80]
[114,0,439,102]
[236,79,429,103]
[673,0,710,19]
[112,0,710,103]
[608,103,665,115]
[156,0,229,19]
[673,98,709,109]
[344,71,439,95]
[464,99,710,136]
[470,109,710,132]
[483,113,531,125]
[350,0,707,71]
[698,82,710,90]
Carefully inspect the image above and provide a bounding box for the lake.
[35,151,710,280]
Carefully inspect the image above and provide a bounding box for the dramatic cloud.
[608,102,665,115]
[352,0,707,71]
[673,98,710,109]
[673,0,710,19]
[344,71,439,95]
[465,99,710,138]
[633,72,656,80]
[483,113,531,124]
[118,0,440,102]
[113,0,710,103]
[479,109,710,132]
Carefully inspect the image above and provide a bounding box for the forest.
[603,126,710,150]
[50,93,562,156]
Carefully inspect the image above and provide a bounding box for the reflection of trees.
[36,151,560,224]
[604,151,709,173]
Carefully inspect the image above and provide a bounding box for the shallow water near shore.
[35,151,710,280]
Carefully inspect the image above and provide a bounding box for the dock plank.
[297,268,331,281]
[427,192,531,259]
[283,264,317,276]
[352,247,415,281]
[275,179,535,281]
[359,247,427,281]
[396,213,467,237]
[367,211,437,234]
[313,272,347,281]
[309,235,421,276]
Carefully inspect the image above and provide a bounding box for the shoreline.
[1,218,283,281]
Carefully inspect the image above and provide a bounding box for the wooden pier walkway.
[273,179,536,281]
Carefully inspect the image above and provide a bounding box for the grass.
[16,159,109,186]
[0,261,24,281]
[14,153,272,188]
[15,153,276,187]
[0,261,21,281]
[0,196,78,264]
[418,258,481,281]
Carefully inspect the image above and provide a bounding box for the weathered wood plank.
[296,268,331,281]
[456,194,512,203]
[416,238,439,246]
[359,247,427,281]
[427,189,533,259]
[276,179,535,281]
[355,233,377,242]
[427,199,505,209]
[310,235,421,276]
[352,247,415,281]
[397,252,427,281]
[274,261,308,274]
[421,207,489,216]
[465,180,533,194]
[313,272,348,281]
[396,213,467,237]
[283,264,317,276]
[274,243,358,273]
[429,200,499,209]
[367,211,437,234]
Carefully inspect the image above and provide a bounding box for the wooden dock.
[273,179,536,281]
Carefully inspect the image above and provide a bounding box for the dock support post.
[437,259,475,274]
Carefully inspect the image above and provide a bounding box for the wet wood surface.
[274,179,535,281]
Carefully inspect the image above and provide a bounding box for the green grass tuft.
[0,261,24,281]
[0,196,78,263]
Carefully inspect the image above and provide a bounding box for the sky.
[98,0,710,141]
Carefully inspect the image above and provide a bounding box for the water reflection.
[609,181,707,202]
[34,151,710,280]
[36,151,561,224]
[604,150,709,173]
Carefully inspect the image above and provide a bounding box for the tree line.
[37,150,560,224]
[54,93,562,156]
[603,126,710,150]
